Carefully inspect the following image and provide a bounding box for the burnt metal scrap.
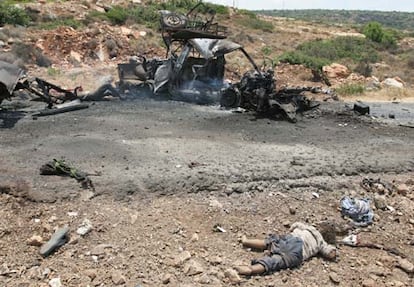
[118,1,319,122]
[0,60,81,108]
[0,60,122,118]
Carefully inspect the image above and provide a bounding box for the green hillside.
[257,10,414,32]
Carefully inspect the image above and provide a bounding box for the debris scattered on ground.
[39,159,95,190]
[32,101,89,118]
[76,219,93,236]
[353,101,370,115]
[340,196,374,226]
[213,224,226,233]
[40,226,70,257]
[340,233,405,257]
[361,178,393,195]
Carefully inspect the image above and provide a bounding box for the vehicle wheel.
[220,87,240,108]
[161,13,187,29]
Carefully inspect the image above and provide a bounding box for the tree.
[363,21,397,48]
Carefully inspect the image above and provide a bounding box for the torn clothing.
[289,222,336,260]
[252,222,336,274]
[340,196,373,227]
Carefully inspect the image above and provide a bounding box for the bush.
[354,62,372,77]
[0,3,30,26]
[236,15,273,32]
[89,1,228,27]
[335,83,365,96]
[278,36,379,74]
[363,21,397,48]
[106,6,130,25]
[278,51,330,72]
[36,18,82,30]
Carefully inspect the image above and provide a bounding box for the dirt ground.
[1,1,414,285]
[1,85,414,286]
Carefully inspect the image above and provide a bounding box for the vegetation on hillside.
[257,9,414,32]
[362,21,397,48]
[278,36,379,76]
[87,0,229,29]
[0,2,30,26]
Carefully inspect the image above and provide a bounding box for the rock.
[69,50,82,63]
[49,278,62,287]
[386,280,405,287]
[329,272,340,284]
[209,198,223,209]
[183,260,204,276]
[224,268,241,284]
[91,244,112,256]
[378,255,395,266]
[365,76,381,90]
[396,258,414,274]
[76,219,93,236]
[362,278,376,287]
[322,63,350,79]
[111,271,126,285]
[120,27,133,36]
[209,256,223,265]
[374,195,387,210]
[196,274,211,284]
[382,78,404,88]
[162,273,173,284]
[84,269,97,280]
[27,235,43,246]
[282,220,290,228]
[191,233,199,242]
[289,206,296,215]
[395,184,409,196]
[80,190,95,201]
[173,250,191,267]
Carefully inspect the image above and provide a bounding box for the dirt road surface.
[1,98,413,287]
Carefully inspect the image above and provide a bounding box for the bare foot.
[240,235,247,245]
[235,265,252,276]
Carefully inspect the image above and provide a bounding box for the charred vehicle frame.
[117,1,318,122]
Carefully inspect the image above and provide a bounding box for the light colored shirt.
[289,222,336,260]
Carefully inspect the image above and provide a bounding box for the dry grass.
[343,87,414,102]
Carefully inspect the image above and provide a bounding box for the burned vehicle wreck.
[118,2,318,122]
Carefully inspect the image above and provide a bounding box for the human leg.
[241,236,267,250]
[235,264,266,276]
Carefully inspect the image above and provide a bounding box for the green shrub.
[278,51,330,72]
[36,18,82,30]
[296,37,379,63]
[363,21,397,48]
[278,36,379,73]
[335,83,365,96]
[106,5,130,25]
[0,3,30,26]
[261,46,272,56]
[236,16,273,32]
[88,1,228,28]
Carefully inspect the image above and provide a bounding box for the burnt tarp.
[0,61,24,96]
[188,38,242,59]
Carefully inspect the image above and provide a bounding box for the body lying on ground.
[235,222,337,276]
